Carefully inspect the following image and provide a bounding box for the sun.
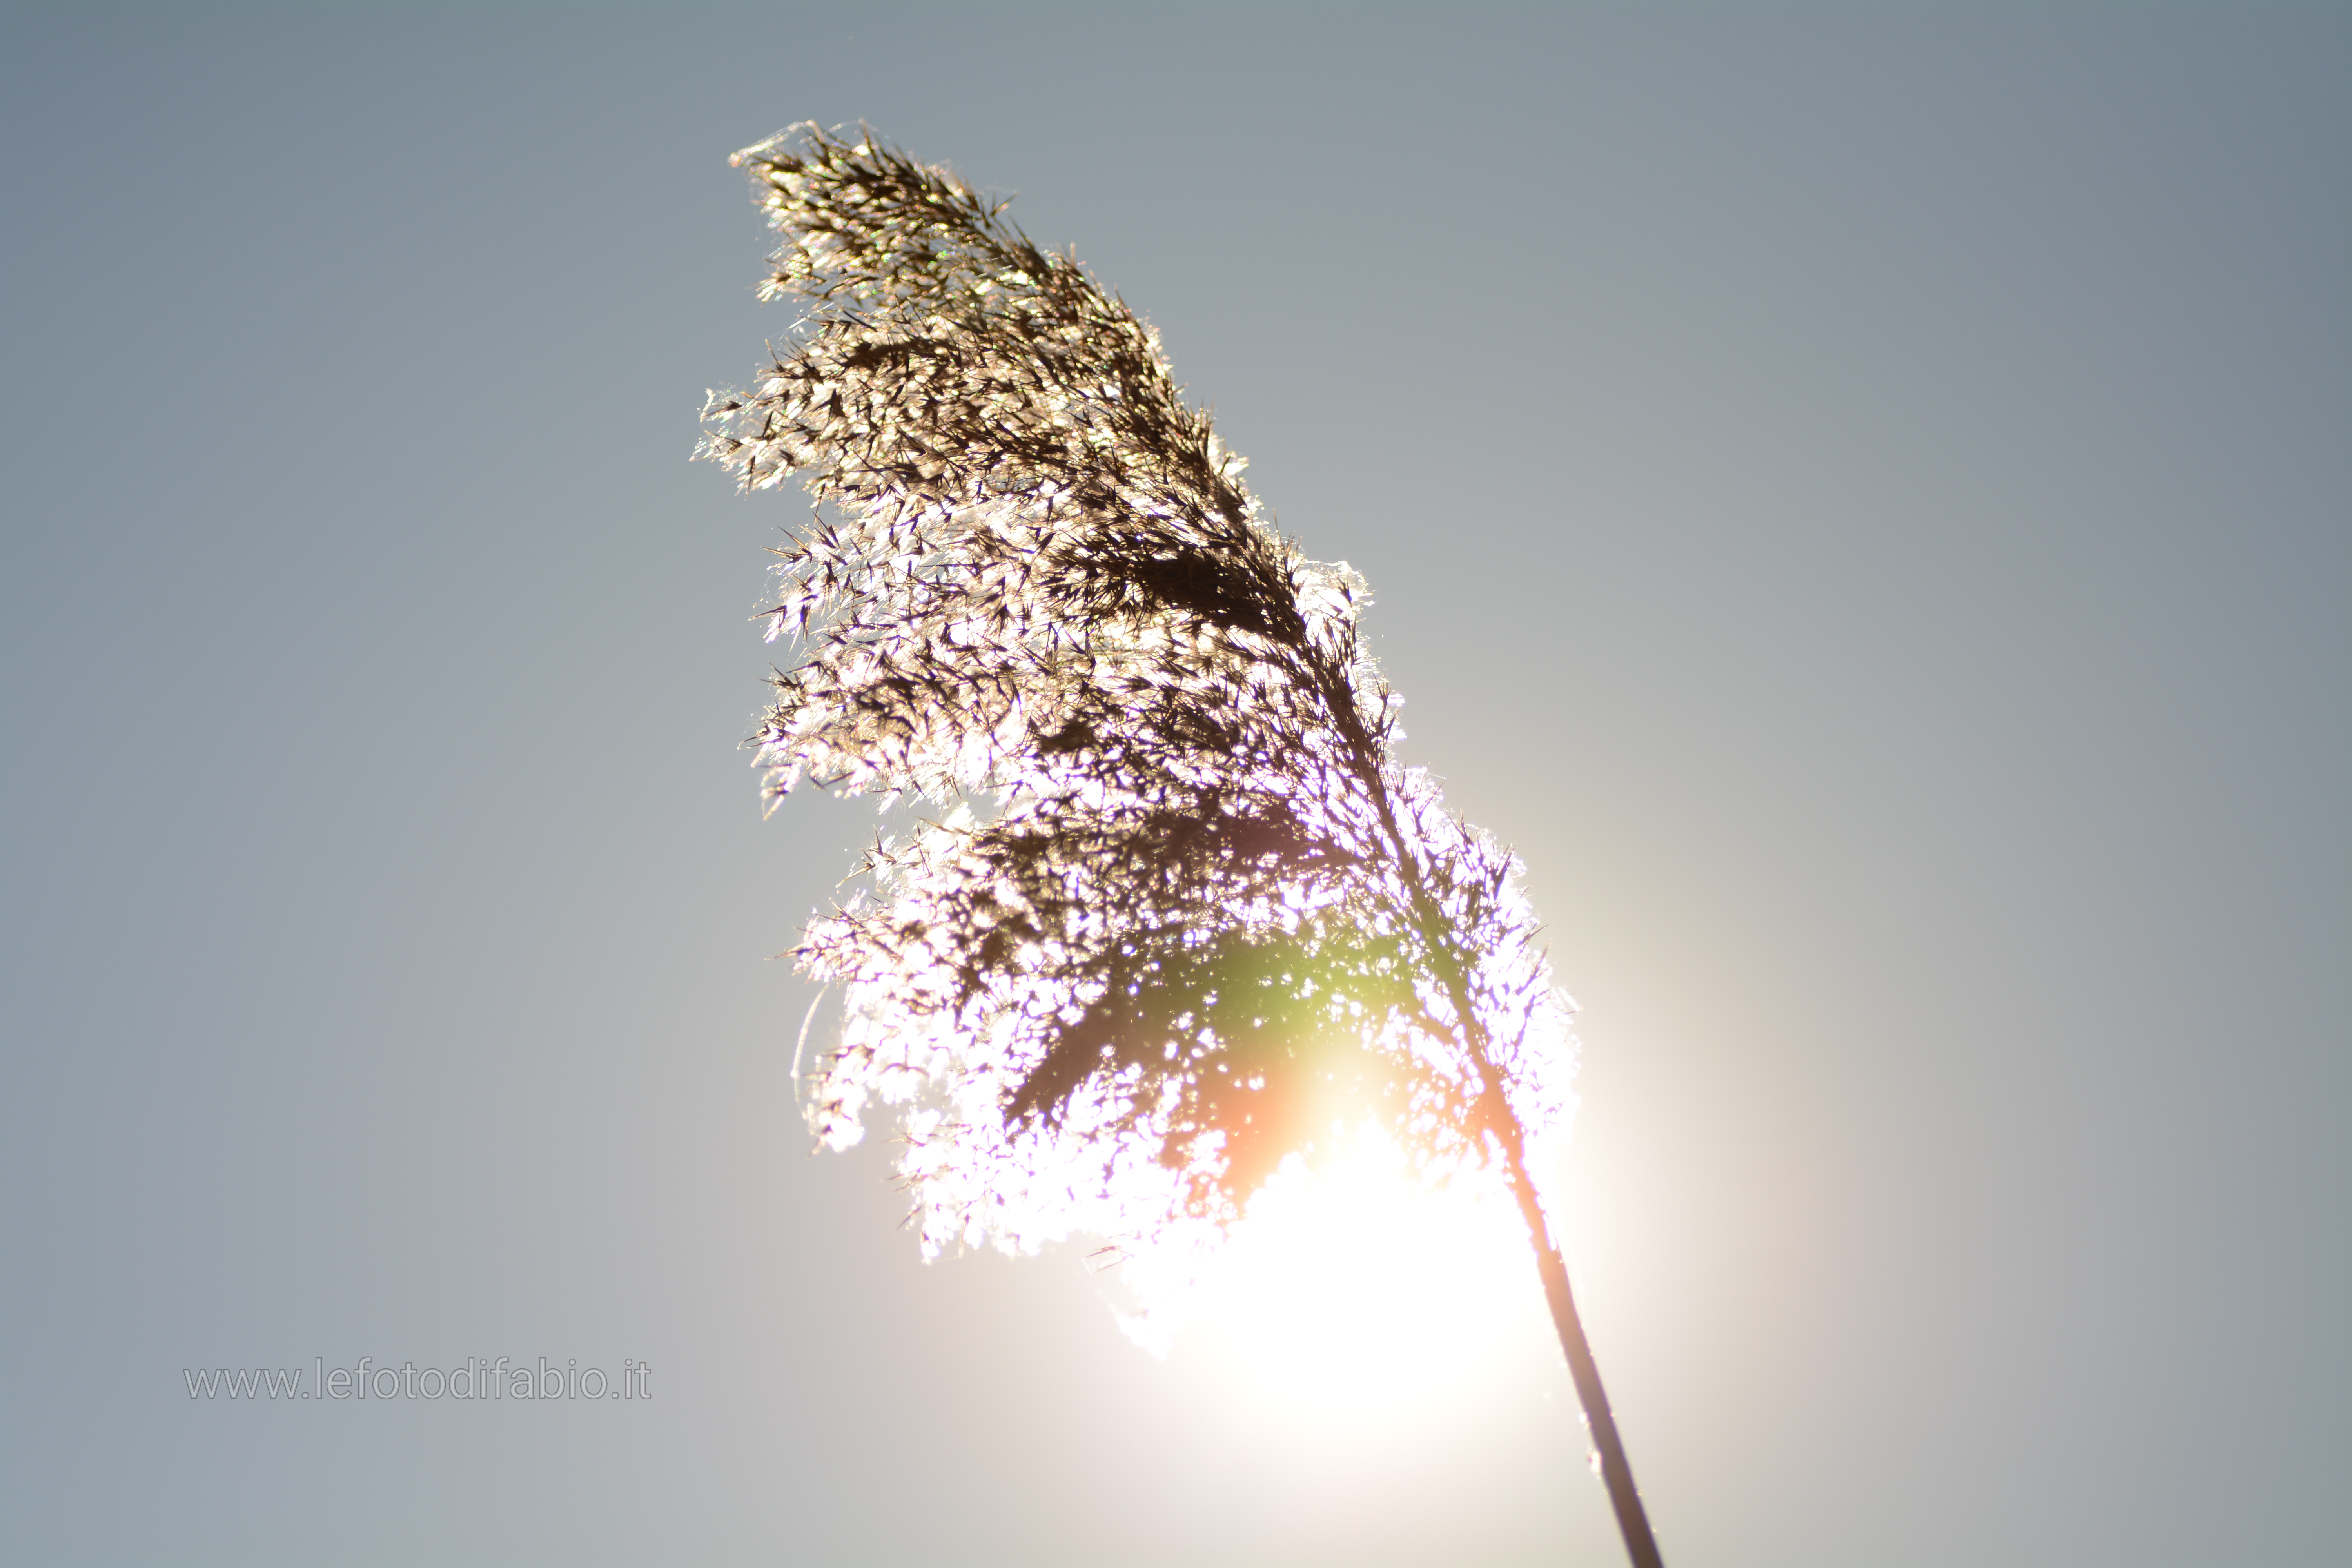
[1160,1127,1562,1425]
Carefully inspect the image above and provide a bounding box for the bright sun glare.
[1138,1129,1562,1425]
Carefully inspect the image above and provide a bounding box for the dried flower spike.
[700,124,1664,1568]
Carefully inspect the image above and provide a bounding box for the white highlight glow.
[1149,1131,1560,1426]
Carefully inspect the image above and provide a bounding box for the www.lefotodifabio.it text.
[181,1358,650,1401]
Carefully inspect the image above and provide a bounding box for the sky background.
[2,4,2346,1565]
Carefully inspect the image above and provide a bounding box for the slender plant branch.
[1321,653,1664,1568]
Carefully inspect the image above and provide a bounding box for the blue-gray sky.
[2,4,2345,1565]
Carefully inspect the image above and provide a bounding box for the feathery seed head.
[702,125,1573,1269]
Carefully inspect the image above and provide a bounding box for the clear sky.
[2,4,2345,1565]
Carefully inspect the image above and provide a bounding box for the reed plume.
[699,125,1664,1568]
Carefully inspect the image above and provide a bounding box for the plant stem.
[1503,1142,1666,1568]
[1307,656,1666,1567]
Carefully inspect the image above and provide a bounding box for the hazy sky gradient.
[2,4,2345,1565]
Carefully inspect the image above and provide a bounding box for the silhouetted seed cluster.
[701,125,1572,1259]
